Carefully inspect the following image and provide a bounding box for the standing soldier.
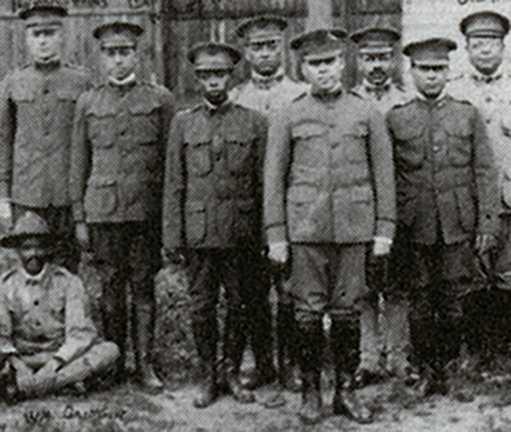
[162,42,266,408]
[448,11,511,362]
[69,20,175,391]
[388,37,497,396]
[230,15,308,392]
[349,26,413,386]
[0,0,90,272]
[265,27,395,424]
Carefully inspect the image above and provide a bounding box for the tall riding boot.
[331,318,373,424]
[101,280,127,383]
[192,317,219,408]
[297,319,323,425]
[277,302,302,392]
[223,306,255,404]
[243,294,276,390]
[132,302,164,391]
[385,298,412,378]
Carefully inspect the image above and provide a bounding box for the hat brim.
[349,26,400,44]
[235,15,287,38]
[460,10,510,36]
[93,21,144,40]
[187,42,242,67]
[403,37,457,57]
[290,28,348,51]
[0,233,51,249]
[19,6,67,20]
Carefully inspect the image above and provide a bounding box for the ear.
[243,45,251,62]
[300,61,310,81]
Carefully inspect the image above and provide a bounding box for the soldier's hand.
[75,222,90,250]
[373,236,392,257]
[475,234,497,257]
[36,358,62,379]
[0,199,12,230]
[268,241,289,265]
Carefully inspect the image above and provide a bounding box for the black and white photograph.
[0,0,511,430]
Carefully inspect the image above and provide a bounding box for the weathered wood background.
[0,0,402,106]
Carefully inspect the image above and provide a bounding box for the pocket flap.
[288,185,317,203]
[292,122,325,139]
[56,89,79,101]
[186,201,205,213]
[344,121,368,138]
[12,86,34,102]
[128,100,160,115]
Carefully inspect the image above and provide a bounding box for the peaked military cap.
[350,25,400,54]
[187,41,242,71]
[19,0,67,27]
[291,28,347,61]
[235,15,287,42]
[403,37,457,66]
[460,10,509,38]
[93,20,144,48]
[0,211,50,248]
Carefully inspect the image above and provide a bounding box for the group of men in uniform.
[0,0,509,427]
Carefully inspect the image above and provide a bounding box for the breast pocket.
[446,126,472,167]
[87,111,116,149]
[292,122,326,167]
[394,124,425,170]
[342,122,368,163]
[186,141,213,177]
[226,133,254,175]
[128,101,160,144]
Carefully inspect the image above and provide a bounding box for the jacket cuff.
[0,337,16,355]
[266,224,287,244]
[72,202,85,222]
[375,219,395,240]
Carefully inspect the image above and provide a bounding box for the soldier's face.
[17,237,48,276]
[301,54,344,93]
[411,63,449,98]
[101,46,138,81]
[26,25,63,63]
[195,69,231,102]
[466,36,505,75]
[357,52,394,86]
[244,39,283,76]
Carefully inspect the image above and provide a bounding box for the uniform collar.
[203,97,232,115]
[250,68,285,89]
[311,82,343,101]
[108,73,137,88]
[33,57,61,71]
[20,263,51,287]
[362,78,392,100]
[471,67,503,84]
[415,89,449,107]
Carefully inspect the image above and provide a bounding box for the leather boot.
[223,306,254,404]
[297,320,323,425]
[277,302,302,392]
[331,318,373,424]
[192,316,219,408]
[384,299,412,379]
[132,303,164,391]
[101,295,127,384]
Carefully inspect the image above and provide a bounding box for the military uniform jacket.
[69,80,175,223]
[162,101,267,250]
[0,264,99,363]
[352,80,410,115]
[230,72,308,116]
[448,70,511,213]
[264,89,396,245]
[0,62,90,207]
[386,94,498,245]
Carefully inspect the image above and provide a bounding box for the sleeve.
[368,106,396,240]
[472,107,499,236]
[54,275,98,364]
[264,107,292,244]
[0,75,14,199]
[162,112,186,250]
[253,111,268,244]
[0,287,16,355]
[69,92,92,223]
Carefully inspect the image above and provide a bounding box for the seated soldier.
[0,212,119,402]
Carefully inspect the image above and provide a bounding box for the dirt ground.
[2,373,511,432]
